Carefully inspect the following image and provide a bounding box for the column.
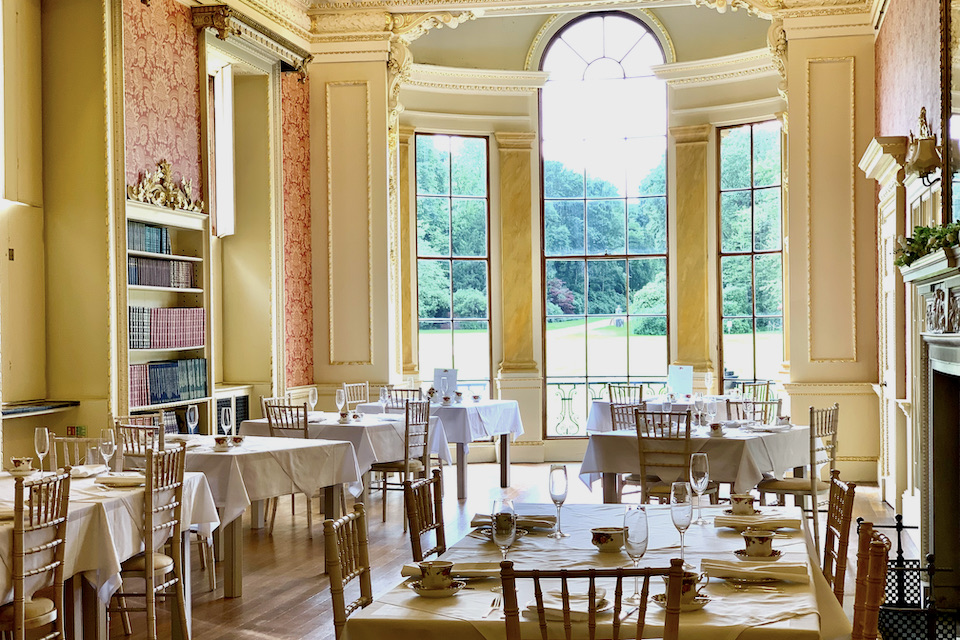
[397,126,419,379]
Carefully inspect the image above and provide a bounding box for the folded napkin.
[740,423,792,433]
[470,513,557,529]
[401,562,500,579]
[525,588,607,622]
[721,419,752,428]
[70,464,109,478]
[701,558,809,584]
[714,515,802,530]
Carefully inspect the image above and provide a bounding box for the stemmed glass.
[100,429,116,472]
[491,499,517,561]
[623,506,649,605]
[662,385,673,413]
[336,389,346,415]
[308,387,319,413]
[378,387,389,414]
[547,464,569,539]
[705,399,718,425]
[693,392,705,426]
[744,398,755,423]
[221,406,233,435]
[670,482,693,567]
[690,453,710,525]
[35,428,49,474]
[186,404,199,434]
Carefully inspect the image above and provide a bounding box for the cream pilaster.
[397,125,419,379]
[670,124,713,379]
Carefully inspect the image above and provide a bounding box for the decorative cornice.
[670,124,712,144]
[127,160,204,213]
[406,63,548,94]
[494,131,537,149]
[654,48,776,87]
[390,10,480,42]
[767,17,787,102]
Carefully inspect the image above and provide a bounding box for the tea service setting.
[7,456,36,477]
[408,560,466,598]
[212,434,246,451]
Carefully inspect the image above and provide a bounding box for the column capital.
[495,131,537,150]
[397,126,416,145]
[670,124,712,145]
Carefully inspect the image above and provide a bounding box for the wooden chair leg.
[268,497,279,534]
[810,494,821,558]
[306,496,313,538]
[116,593,134,636]
[382,472,388,523]
[204,537,216,592]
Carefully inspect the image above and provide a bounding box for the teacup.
[230,435,245,447]
[472,395,481,403]
[708,422,723,437]
[590,526,627,553]
[731,493,755,515]
[442,396,451,404]
[419,560,454,590]
[741,529,776,557]
[454,392,463,403]
[10,457,32,471]
[671,571,706,604]
[213,435,231,449]
[351,412,361,421]
[339,411,350,422]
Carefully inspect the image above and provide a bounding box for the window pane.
[545,200,585,256]
[603,15,643,62]
[417,196,449,256]
[628,258,666,314]
[754,254,782,316]
[720,191,752,253]
[546,259,585,316]
[722,321,754,383]
[452,260,488,318]
[418,320,453,378]
[627,137,666,197]
[418,259,450,319]
[416,135,450,196]
[720,125,751,190]
[585,140,627,197]
[542,38,587,79]
[753,188,781,252]
[560,18,604,63]
[545,318,585,376]
[753,121,781,188]
[628,317,667,378]
[543,147,586,198]
[586,200,625,255]
[620,33,663,77]
[453,322,489,381]
[627,197,666,255]
[587,316,627,377]
[451,198,486,257]
[451,137,487,197]
[755,317,783,379]
[720,255,752,317]
[587,259,627,315]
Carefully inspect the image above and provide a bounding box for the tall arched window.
[541,13,667,437]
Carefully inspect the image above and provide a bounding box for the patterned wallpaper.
[876,0,941,138]
[281,73,314,387]
[123,0,203,198]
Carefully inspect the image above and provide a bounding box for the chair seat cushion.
[0,596,56,628]
[756,477,829,493]
[122,552,174,575]
[370,459,425,473]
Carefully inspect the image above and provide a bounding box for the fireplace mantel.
[900,245,960,284]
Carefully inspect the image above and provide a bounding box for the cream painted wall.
[3,0,42,207]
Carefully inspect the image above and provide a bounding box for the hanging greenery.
[895,223,960,267]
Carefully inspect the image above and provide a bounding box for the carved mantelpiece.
[900,246,960,334]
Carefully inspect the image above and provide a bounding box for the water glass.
[335,389,346,414]
[547,465,569,539]
[491,499,517,561]
[693,392,705,425]
[623,506,649,605]
[35,427,49,474]
[671,482,693,565]
[221,406,233,435]
[186,404,199,433]
[690,453,709,525]
[379,387,389,413]
[308,387,319,412]
[100,429,116,471]
[705,399,718,424]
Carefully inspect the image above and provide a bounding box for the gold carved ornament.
[126,160,205,213]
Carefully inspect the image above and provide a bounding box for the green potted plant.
[895,222,960,267]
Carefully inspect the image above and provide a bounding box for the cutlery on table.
[483,595,501,618]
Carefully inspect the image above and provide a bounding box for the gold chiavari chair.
[822,469,857,604]
[634,409,719,504]
[607,382,644,404]
[852,521,892,640]
[342,382,370,410]
[403,469,445,562]
[370,400,430,528]
[323,503,373,640]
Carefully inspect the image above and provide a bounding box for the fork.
[483,595,502,618]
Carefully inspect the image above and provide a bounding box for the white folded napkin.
[470,513,557,529]
[714,515,802,530]
[721,419,751,428]
[525,588,607,622]
[70,464,109,478]
[400,562,500,579]
[701,558,809,584]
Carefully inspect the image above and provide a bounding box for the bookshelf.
[123,198,212,433]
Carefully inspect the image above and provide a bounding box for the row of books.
[127,221,172,254]
[129,358,208,408]
[129,307,205,349]
[128,257,195,289]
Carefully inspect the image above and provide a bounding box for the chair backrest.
[404,469,445,562]
[823,469,856,604]
[323,503,373,640]
[726,399,782,423]
[634,410,693,503]
[260,393,291,417]
[115,417,164,471]
[740,380,772,401]
[500,558,684,640]
[342,382,369,409]
[50,436,102,469]
[143,445,186,602]
[388,388,422,410]
[608,383,644,404]
[402,400,432,475]
[11,468,71,640]
[264,401,309,438]
[810,403,840,474]
[852,521,892,640]
[609,402,646,431]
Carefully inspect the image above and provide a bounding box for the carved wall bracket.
[767,17,787,103]
[127,160,205,213]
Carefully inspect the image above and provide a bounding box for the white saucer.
[95,472,146,487]
[337,418,352,424]
[441,401,452,406]
[723,508,761,516]
[651,593,710,612]
[212,445,232,452]
[734,549,783,562]
[7,468,36,478]
[408,580,466,598]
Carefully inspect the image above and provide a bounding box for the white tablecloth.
[345,504,849,640]
[0,470,219,604]
[586,398,733,433]
[579,426,810,493]
[239,413,452,474]
[180,435,363,526]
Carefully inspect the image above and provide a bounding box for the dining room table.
[356,398,524,500]
[0,467,220,640]
[344,503,851,640]
[585,397,735,433]
[579,422,810,502]
[167,433,363,598]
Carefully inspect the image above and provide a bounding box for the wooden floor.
[115,463,902,639]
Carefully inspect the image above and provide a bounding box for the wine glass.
[335,389,346,415]
[690,453,710,525]
[704,371,714,395]
[491,499,517,561]
[308,387,319,413]
[693,392,705,426]
[705,399,718,425]
[186,404,199,434]
[661,386,673,413]
[100,429,116,472]
[670,482,693,566]
[744,398,755,423]
[547,464,569,539]
[378,387,389,414]
[35,427,49,474]
[221,406,233,435]
[623,506,649,605]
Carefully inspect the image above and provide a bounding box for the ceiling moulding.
[233,0,313,40]
[653,47,777,87]
[406,63,549,94]
[308,0,688,15]
[193,5,314,75]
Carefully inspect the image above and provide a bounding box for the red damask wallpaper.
[281,73,314,387]
[123,0,203,197]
